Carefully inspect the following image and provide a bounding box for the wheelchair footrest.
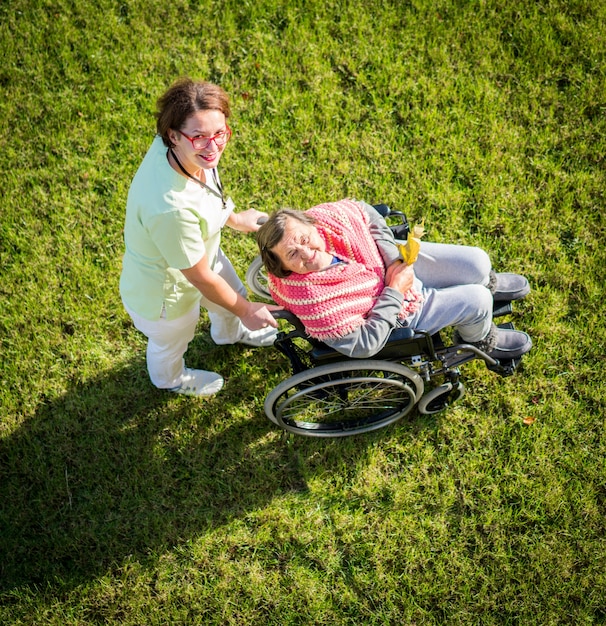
[493,301,513,318]
[488,356,522,377]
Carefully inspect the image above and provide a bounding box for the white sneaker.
[171,368,224,397]
[238,326,278,348]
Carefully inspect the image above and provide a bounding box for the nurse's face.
[169,109,231,175]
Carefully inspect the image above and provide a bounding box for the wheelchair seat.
[309,326,438,364]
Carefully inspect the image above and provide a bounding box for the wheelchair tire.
[417,382,465,415]
[264,360,424,437]
[245,255,273,300]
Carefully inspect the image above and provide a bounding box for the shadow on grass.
[2,339,420,594]
[0,319,442,595]
[0,350,316,592]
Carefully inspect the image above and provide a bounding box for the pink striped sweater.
[268,199,423,340]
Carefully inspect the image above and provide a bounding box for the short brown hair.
[256,209,316,278]
[156,78,231,148]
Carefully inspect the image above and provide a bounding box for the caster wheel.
[418,381,465,415]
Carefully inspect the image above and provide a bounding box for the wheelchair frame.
[248,205,523,438]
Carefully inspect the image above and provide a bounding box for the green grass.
[1,0,606,623]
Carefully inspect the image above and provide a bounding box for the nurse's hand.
[239,301,282,331]
[227,209,269,233]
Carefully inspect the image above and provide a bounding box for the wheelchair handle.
[271,309,307,333]
[271,309,297,322]
[256,216,268,225]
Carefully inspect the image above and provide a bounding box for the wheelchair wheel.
[246,255,272,300]
[417,381,465,415]
[264,360,424,437]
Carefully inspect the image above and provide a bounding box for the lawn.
[1,0,606,623]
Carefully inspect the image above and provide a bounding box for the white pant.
[124,249,251,389]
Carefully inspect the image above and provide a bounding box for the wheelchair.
[247,205,524,438]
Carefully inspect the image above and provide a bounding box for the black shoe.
[488,328,532,360]
[492,272,530,301]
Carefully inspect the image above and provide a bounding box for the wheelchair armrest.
[386,326,416,341]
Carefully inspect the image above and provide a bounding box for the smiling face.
[168,109,229,176]
[271,217,333,274]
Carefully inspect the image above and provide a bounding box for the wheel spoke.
[279,375,412,425]
[265,360,424,437]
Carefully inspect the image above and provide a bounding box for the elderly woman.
[120,78,280,397]
[256,199,532,360]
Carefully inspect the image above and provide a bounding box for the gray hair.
[256,209,316,278]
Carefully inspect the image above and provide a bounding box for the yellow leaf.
[397,219,425,265]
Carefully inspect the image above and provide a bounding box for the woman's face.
[271,217,333,274]
[169,109,229,174]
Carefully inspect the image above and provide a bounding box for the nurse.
[120,78,280,396]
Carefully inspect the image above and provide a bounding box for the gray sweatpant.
[405,241,493,342]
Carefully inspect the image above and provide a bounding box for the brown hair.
[156,78,231,148]
[256,209,317,278]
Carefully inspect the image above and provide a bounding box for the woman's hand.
[239,301,282,331]
[386,261,415,295]
[384,260,403,285]
[227,208,269,233]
